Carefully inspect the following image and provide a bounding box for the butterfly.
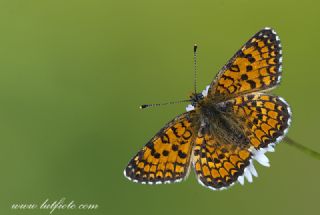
[124,27,292,190]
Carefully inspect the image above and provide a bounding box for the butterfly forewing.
[124,112,195,184]
[208,28,282,99]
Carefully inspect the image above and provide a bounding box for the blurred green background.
[0,0,319,214]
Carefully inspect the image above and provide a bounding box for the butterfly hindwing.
[218,93,291,150]
[209,28,282,99]
[192,130,252,190]
[124,112,195,184]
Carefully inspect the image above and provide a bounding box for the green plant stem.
[284,136,320,160]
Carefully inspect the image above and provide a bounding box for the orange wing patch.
[192,132,252,190]
[124,113,194,184]
[219,93,291,149]
[209,28,282,99]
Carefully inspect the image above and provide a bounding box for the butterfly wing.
[218,93,292,150]
[124,112,195,184]
[192,129,253,190]
[192,93,291,190]
[208,28,282,100]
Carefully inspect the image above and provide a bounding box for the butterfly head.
[189,92,204,107]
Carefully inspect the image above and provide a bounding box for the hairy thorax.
[191,98,249,149]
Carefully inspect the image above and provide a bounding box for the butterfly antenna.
[140,99,191,109]
[284,136,320,160]
[194,44,198,94]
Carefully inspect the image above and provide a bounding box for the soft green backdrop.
[0,0,319,214]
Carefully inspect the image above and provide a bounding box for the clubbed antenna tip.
[139,104,149,109]
[194,44,198,53]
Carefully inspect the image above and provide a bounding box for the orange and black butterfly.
[124,27,292,190]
